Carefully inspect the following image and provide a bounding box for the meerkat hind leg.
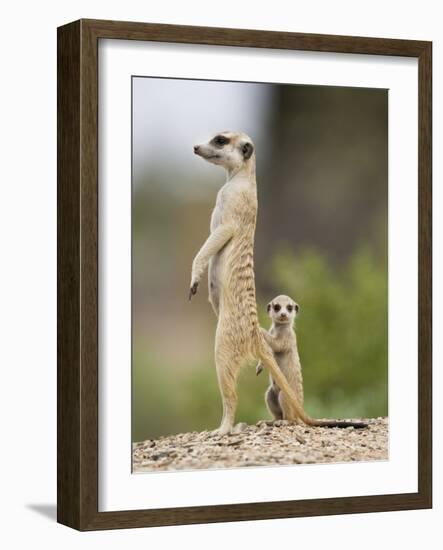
[265,386,283,420]
[211,352,241,437]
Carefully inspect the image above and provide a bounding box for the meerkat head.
[193,131,255,174]
[267,294,299,325]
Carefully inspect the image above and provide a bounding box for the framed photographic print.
[57,19,432,530]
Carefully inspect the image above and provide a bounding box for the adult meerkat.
[190,131,366,435]
[256,295,305,420]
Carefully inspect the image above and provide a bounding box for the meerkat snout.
[193,141,220,161]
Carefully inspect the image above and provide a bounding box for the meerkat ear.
[294,303,300,313]
[267,302,272,313]
[242,142,254,160]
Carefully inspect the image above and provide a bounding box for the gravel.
[133,417,388,473]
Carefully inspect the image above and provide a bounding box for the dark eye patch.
[287,305,293,312]
[212,135,230,147]
[273,304,281,312]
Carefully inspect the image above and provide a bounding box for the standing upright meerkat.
[189,131,366,435]
[256,295,305,420]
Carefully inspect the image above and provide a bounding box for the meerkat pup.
[256,295,304,421]
[190,131,366,435]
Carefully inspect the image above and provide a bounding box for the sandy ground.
[133,417,388,473]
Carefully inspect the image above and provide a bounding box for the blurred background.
[132,77,388,443]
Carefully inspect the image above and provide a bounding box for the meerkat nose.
[194,145,200,154]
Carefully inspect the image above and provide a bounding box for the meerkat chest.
[212,179,256,230]
[210,187,229,230]
[271,327,296,356]
[210,203,222,231]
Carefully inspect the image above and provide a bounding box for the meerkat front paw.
[256,362,264,376]
[188,280,199,301]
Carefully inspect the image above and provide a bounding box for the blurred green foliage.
[132,246,387,442]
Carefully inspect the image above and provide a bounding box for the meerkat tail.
[256,340,367,429]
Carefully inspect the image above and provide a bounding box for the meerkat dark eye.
[273,304,281,312]
[287,305,293,312]
[213,135,229,147]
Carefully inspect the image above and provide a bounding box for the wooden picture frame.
[57,18,432,530]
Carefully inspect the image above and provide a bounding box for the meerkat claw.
[189,281,199,301]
